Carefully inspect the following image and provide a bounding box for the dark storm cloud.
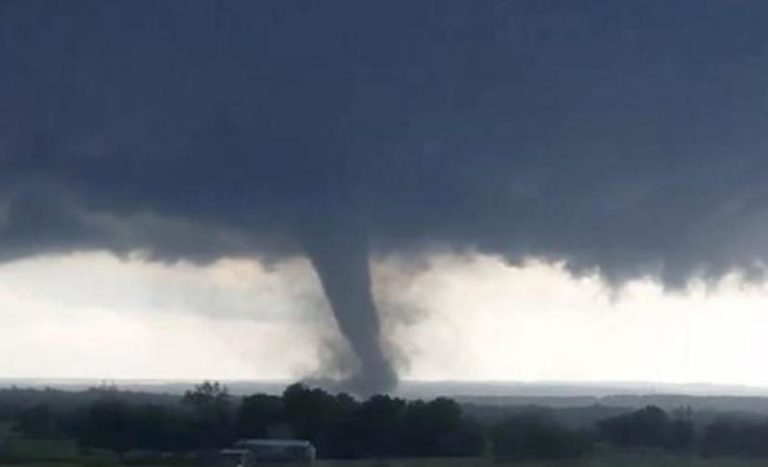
[3,0,768,391]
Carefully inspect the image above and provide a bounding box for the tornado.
[302,218,397,396]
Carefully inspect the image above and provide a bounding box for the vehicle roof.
[235,439,313,448]
[220,449,250,454]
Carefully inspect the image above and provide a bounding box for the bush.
[492,414,591,461]
[701,418,768,457]
[597,405,693,451]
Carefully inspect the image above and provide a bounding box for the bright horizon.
[3,250,768,388]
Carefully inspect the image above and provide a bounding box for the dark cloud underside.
[3,0,768,391]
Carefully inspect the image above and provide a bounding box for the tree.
[493,414,590,461]
[79,399,134,453]
[701,418,768,458]
[181,381,234,447]
[282,384,339,450]
[182,381,230,408]
[131,404,186,450]
[237,394,284,438]
[352,395,406,457]
[399,397,481,457]
[15,403,58,438]
[597,405,669,448]
[667,406,694,451]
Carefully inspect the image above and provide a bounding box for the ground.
[315,458,768,467]
[1,457,765,467]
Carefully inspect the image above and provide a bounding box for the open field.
[3,457,767,467]
[317,458,768,467]
[0,437,761,467]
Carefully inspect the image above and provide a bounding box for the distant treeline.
[4,383,768,460]
[5,382,487,459]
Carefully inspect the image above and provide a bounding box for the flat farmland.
[4,456,764,467]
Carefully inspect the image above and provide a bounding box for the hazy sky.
[3,1,768,389]
[3,250,767,386]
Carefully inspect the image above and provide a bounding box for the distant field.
[3,457,766,467]
[315,458,768,467]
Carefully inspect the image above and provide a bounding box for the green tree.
[493,414,590,461]
[182,381,230,408]
[282,384,338,443]
[80,399,134,453]
[399,397,478,456]
[237,394,284,438]
[182,381,234,447]
[15,403,58,438]
[598,405,670,448]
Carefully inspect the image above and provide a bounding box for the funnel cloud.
[3,1,768,393]
[304,221,396,394]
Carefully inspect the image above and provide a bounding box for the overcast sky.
[3,1,768,389]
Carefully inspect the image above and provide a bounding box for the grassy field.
[315,458,768,467]
[2,457,766,467]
